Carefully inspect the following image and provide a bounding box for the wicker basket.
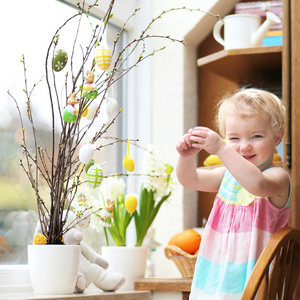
[164,245,197,278]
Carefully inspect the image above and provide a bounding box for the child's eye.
[229,137,239,141]
[253,135,262,139]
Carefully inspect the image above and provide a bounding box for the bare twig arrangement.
[8,0,219,244]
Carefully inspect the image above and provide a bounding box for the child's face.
[225,114,282,171]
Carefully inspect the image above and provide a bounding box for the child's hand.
[176,129,201,157]
[190,127,225,155]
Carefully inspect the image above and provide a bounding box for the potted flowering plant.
[86,144,175,290]
[90,145,175,247]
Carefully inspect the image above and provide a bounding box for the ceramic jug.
[213,12,281,50]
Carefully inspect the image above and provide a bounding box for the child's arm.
[176,130,225,192]
[190,127,290,208]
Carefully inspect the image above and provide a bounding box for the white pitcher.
[213,12,281,50]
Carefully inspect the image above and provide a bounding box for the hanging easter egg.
[81,105,89,117]
[79,143,95,164]
[75,205,91,229]
[85,159,95,174]
[63,105,77,123]
[77,193,87,206]
[123,139,135,172]
[123,155,135,172]
[52,49,68,72]
[87,164,103,188]
[86,100,99,121]
[95,46,112,71]
[106,98,118,116]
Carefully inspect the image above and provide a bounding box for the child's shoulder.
[264,167,291,209]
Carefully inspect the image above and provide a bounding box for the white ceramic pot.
[102,246,147,290]
[28,245,80,295]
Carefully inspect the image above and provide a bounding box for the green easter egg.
[85,159,95,174]
[63,108,77,123]
[84,90,98,100]
[52,49,68,72]
[87,164,103,188]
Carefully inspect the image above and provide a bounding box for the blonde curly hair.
[216,87,286,137]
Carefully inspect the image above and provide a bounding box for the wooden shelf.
[135,278,192,292]
[197,46,282,85]
[0,290,152,300]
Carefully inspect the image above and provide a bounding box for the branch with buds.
[8,0,219,244]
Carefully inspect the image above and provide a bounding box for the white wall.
[150,0,240,277]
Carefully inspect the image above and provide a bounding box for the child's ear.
[274,130,284,146]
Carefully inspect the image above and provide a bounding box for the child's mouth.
[243,155,256,161]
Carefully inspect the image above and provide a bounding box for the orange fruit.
[168,229,201,255]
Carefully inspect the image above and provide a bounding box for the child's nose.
[240,140,251,151]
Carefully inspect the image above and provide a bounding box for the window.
[0,0,125,264]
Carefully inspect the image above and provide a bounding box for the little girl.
[176,88,291,299]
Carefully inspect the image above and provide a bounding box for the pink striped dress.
[189,168,291,300]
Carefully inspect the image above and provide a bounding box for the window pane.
[0,0,124,264]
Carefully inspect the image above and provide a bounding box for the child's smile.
[225,114,282,171]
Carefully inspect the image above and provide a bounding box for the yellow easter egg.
[81,105,88,117]
[125,195,137,213]
[123,155,135,172]
[95,46,112,70]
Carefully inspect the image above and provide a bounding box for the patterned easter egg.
[95,46,112,70]
[75,205,91,229]
[87,164,103,188]
[63,105,77,123]
[52,49,68,72]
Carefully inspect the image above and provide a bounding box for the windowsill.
[0,266,151,299]
[0,265,31,293]
[0,288,151,300]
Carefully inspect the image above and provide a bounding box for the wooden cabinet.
[195,0,293,228]
[196,45,283,226]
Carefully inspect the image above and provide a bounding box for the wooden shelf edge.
[135,278,192,292]
[197,46,282,67]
